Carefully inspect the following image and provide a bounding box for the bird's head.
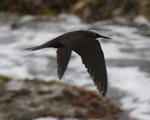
[79,30,111,39]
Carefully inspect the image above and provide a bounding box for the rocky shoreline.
[0,75,135,120]
[0,0,150,22]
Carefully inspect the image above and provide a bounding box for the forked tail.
[25,40,55,51]
[26,45,46,51]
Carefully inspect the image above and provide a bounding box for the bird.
[26,30,110,96]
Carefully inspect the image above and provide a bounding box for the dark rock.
[0,0,149,22]
[72,0,150,22]
[0,75,134,120]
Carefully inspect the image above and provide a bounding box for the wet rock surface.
[0,75,133,120]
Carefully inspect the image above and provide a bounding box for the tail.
[26,45,46,51]
[25,40,55,51]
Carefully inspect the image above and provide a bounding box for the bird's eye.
[95,33,100,38]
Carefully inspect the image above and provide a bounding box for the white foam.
[134,15,150,26]
[33,117,58,120]
[109,67,150,120]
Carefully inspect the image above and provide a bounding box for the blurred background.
[0,0,150,120]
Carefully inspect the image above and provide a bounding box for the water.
[0,14,150,120]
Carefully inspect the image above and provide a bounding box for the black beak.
[97,34,111,39]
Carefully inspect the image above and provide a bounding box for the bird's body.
[27,30,109,96]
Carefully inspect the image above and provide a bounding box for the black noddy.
[26,30,110,96]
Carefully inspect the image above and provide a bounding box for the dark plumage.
[26,30,110,96]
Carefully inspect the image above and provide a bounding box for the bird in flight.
[26,30,110,96]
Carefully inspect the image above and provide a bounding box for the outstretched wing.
[57,47,72,79]
[60,37,107,96]
[81,47,107,96]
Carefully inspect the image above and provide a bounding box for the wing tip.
[100,90,107,97]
